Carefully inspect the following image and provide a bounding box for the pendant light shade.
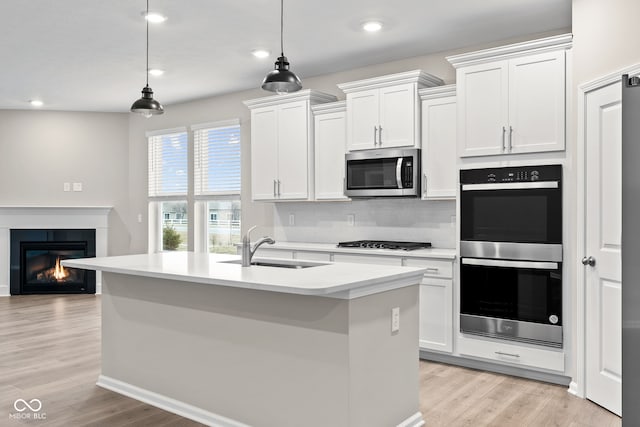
[131,0,164,117]
[262,0,302,94]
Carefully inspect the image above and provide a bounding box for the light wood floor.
[0,295,621,427]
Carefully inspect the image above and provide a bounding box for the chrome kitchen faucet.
[241,226,275,267]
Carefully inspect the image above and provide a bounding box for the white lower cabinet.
[419,277,453,353]
[457,334,565,372]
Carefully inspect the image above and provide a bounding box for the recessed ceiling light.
[142,11,167,23]
[362,21,383,32]
[252,49,271,59]
[29,100,43,107]
[148,69,164,76]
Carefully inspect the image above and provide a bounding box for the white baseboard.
[568,381,582,397]
[0,284,9,296]
[397,412,425,427]
[96,375,250,427]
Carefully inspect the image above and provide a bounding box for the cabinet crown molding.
[446,33,573,68]
[243,89,337,109]
[311,100,346,114]
[419,84,457,100]
[337,70,444,93]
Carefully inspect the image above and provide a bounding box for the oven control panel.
[460,164,562,184]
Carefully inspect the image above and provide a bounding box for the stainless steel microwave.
[345,148,420,197]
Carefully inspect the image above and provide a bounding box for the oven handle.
[462,257,559,270]
[396,158,404,189]
[461,181,559,191]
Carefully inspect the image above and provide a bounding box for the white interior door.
[584,81,622,416]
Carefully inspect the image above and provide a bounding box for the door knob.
[582,256,596,267]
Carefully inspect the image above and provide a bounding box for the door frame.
[573,63,640,398]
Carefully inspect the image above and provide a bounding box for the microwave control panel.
[460,164,562,184]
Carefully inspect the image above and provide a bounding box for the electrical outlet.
[72,182,82,192]
[137,214,143,223]
[347,214,355,226]
[289,213,295,226]
[391,307,400,333]
[450,215,456,228]
[63,182,71,192]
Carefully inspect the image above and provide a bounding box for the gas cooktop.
[336,240,432,251]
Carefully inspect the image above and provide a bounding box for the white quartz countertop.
[252,241,457,260]
[62,252,427,299]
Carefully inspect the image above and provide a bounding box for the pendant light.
[131,0,164,117]
[261,0,302,94]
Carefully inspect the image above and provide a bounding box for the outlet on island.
[391,307,400,333]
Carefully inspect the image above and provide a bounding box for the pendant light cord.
[280,0,284,56]
[146,0,149,87]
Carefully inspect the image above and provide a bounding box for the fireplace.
[10,229,96,295]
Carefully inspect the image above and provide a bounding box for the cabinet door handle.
[374,126,378,144]
[277,179,281,196]
[378,126,383,145]
[425,267,439,273]
[422,173,427,197]
[495,351,520,358]
[502,126,506,151]
[273,179,277,197]
[509,126,513,152]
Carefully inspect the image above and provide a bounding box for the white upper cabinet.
[338,70,444,151]
[244,90,337,202]
[448,34,571,158]
[312,102,349,200]
[419,85,457,200]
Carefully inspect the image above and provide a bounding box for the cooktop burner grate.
[337,240,432,251]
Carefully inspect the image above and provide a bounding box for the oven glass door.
[460,185,561,244]
[347,156,413,190]
[460,258,562,326]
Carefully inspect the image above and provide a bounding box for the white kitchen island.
[63,252,427,427]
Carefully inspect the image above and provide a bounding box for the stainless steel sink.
[220,259,328,269]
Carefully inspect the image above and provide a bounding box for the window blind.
[194,123,241,196]
[148,131,188,197]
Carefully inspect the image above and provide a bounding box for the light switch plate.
[72,182,82,192]
[63,182,71,192]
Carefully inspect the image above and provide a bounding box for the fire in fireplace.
[23,243,87,289]
[10,229,96,295]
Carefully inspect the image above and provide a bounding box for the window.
[147,128,189,252]
[148,130,188,197]
[193,120,241,254]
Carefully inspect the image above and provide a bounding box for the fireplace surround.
[0,206,111,296]
[11,229,96,294]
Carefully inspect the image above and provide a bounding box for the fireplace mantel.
[0,206,112,296]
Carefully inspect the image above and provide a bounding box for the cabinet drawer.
[402,258,453,279]
[332,254,401,266]
[253,248,294,259]
[294,251,332,262]
[457,335,565,373]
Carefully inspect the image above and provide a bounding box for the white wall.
[0,110,130,255]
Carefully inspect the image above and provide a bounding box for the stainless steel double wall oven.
[459,165,563,347]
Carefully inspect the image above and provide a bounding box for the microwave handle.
[462,257,559,270]
[396,158,403,189]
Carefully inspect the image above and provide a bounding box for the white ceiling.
[0,0,571,113]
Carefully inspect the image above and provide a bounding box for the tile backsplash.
[273,199,456,248]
